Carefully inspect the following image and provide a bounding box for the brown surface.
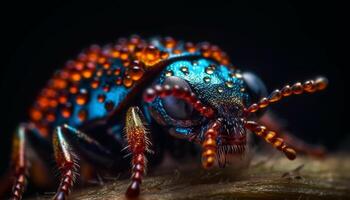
[28,153,350,200]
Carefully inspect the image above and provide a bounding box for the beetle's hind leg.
[9,124,28,200]
[7,123,54,200]
[124,106,152,198]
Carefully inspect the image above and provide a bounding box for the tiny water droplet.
[180,66,189,75]
[217,87,224,93]
[203,76,211,83]
[236,73,243,78]
[165,70,174,77]
[205,66,214,75]
[225,81,233,88]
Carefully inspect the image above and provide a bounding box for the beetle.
[4,35,328,200]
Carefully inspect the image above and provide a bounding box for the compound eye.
[242,72,268,105]
[162,76,194,120]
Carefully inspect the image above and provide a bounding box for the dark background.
[0,1,347,177]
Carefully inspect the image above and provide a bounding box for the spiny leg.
[244,120,297,160]
[244,77,328,116]
[10,124,27,200]
[125,107,152,198]
[201,120,221,169]
[52,124,112,200]
[52,126,79,200]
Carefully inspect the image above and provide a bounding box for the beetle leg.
[8,123,55,200]
[52,124,113,200]
[201,119,221,169]
[243,120,297,160]
[259,112,326,157]
[52,125,80,200]
[124,106,152,198]
[9,124,28,200]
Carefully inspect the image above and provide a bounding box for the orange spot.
[37,97,49,108]
[46,113,56,122]
[111,50,120,58]
[114,68,121,76]
[173,49,182,54]
[86,62,96,69]
[49,99,58,108]
[185,42,196,53]
[76,91,88,105]
[115,77,122,85]
[103,84,110,92]
[96,69,103,77]
[70,72,81,82]
[37,125,48,137]
[43,89,57,98]
[160,51,169,59]
[78,110,87,121]
[120,48,129,60]
[82,69,93,79]
[164,37,176,48]
[129,65,144,81]
[127,43,136,52]
[103,63,111,69]
[91,79,100,89]
[75,62,85,71]
[61,106,71,118]
[139,45,161,66]
[58,94,68,104]
[30,109,42,121]
[88,53,98,62]
[97,94,105,103]
[52,79,67,89]
[69,85,78,94]
[123,76,133,88]
[123,60,130,67]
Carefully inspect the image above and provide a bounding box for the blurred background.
[0,1,346,178]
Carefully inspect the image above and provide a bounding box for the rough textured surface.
[28,153,350,200]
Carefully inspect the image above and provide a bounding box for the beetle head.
[143,58,268,166]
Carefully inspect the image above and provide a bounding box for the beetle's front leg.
[124,106,152,198]
[51,124,113,199]
[52,126,80,200]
